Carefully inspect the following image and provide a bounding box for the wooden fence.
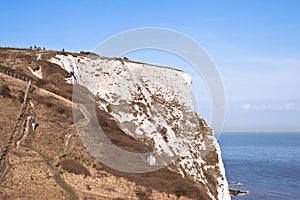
[0,69,31,82]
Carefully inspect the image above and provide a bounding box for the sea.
[218,133,300,200]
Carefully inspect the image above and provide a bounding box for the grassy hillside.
[0,48,210,200]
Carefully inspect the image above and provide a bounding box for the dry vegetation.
[0,48,211,200]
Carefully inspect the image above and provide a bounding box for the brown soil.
[0,48,212,200]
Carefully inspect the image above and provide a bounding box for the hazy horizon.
[1,0,299,132]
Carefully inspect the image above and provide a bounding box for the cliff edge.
[0,48,230,200]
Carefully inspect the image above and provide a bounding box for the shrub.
[61,159,91,176]
[106,104,112,112]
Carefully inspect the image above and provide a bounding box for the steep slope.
[50,54,230,200]
[0,48,231,200]
[0,69,209,200]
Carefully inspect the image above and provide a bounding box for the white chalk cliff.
[50,54,231,200]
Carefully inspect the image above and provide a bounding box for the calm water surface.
[218,133,300,200]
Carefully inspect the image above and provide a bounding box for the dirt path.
[0,158,11,184]
[0,80,31,186]
[29,146,79,200]
[36,86,73,106]
[0,72,79,200]
[0,80,31,161]
[0,71,73,107]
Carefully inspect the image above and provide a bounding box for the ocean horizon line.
[221,131,300,134]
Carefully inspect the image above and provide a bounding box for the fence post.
[0,80,31,162]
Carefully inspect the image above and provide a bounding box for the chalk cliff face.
[50,54,231,200]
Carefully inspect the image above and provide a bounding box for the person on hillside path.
[31,116,39,130]
[31,116,36,130]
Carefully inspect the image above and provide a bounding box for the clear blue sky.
[1,0,300,132]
